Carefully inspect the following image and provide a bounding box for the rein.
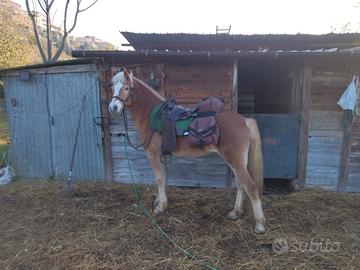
[112,80,154,150]
[121,109,155,150]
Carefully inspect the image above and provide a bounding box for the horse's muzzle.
[108,99,124,114]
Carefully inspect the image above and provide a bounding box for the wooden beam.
[338,111,355,191]
[231,59,238,112]
[98,65,113,181]
[338,70,359,191]
[225,59,239,188]
[295,66,312,188]
[155,63,166,97]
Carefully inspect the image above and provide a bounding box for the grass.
[0,112,9,165]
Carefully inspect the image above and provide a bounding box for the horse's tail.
[245,118,264,197]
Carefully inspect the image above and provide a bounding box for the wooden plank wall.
[111,63,231,187]
[164,63,231,187]
[305,68,349,190]
[164,63,231,110]
[346,117,360,191]
[110,116,154,184]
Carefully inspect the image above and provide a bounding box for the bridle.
[110,78,155,150]
[112,84,135,104]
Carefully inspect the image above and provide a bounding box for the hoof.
[254,223,266,234]
[153,206,165,215]
[153,196,160,209]
[226,210,240,220]
[153,197,167,215]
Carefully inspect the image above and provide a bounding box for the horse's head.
[108,68,134,114]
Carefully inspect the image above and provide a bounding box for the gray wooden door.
[47,72,104,180]
[306,111,346,190]
[4,75,53,178]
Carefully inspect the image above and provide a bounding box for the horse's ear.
[111,67,117,77]
[123,68,131,81]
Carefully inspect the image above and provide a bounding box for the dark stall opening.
[237,63,300,184]
[238,64,294,114]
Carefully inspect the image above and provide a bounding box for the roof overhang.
[71,49,360,64]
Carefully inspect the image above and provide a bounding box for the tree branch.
[51,0,71,62]
[48,0,55,9]
[79,0,98,13]
[36,0,46,13]
[45,1,52,61]
[25,0,47,62]
[51,0,98,62]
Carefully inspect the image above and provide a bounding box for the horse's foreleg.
[146,151,168,214]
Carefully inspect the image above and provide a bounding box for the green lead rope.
[123,137,220,270]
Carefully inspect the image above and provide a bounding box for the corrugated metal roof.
[0,58,96,74]
[121,32,360,52]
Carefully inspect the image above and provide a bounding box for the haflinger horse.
[108,68,267,233]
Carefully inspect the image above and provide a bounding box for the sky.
[13,0,360,48]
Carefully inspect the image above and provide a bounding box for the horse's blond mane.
[112,71,164,101]
[131,75,165,101]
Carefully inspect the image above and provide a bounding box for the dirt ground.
[0,180,359,270]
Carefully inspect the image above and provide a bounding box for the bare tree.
[25,0,98,63]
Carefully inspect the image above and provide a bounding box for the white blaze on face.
[108,71,125,114]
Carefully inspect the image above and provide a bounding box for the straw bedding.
[0,180,359,269]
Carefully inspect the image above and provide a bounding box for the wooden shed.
[2,33,360,192]
[72,33,360,192]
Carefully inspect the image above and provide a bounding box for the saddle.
[150,96,224,155]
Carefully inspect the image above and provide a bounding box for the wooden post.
[225,59,239,188]
[98,64,113,181]
[155,64,166,97]
[338,72,359,191]
[231,59,238,112]
[338,111,355,191]
[295,66,312,188]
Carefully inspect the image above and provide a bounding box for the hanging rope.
[0,151,14,185]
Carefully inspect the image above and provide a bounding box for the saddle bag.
[187,97,223,148]
[188,116,219,148]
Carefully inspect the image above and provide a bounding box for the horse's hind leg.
[226,185,245,220]
[146,150,168,214]
[222,144,266,233]
[232,166,266,233]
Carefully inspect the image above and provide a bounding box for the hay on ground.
[0,180,359,269]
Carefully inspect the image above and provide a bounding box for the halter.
[112,85,135,104]
[110,78,152,149]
